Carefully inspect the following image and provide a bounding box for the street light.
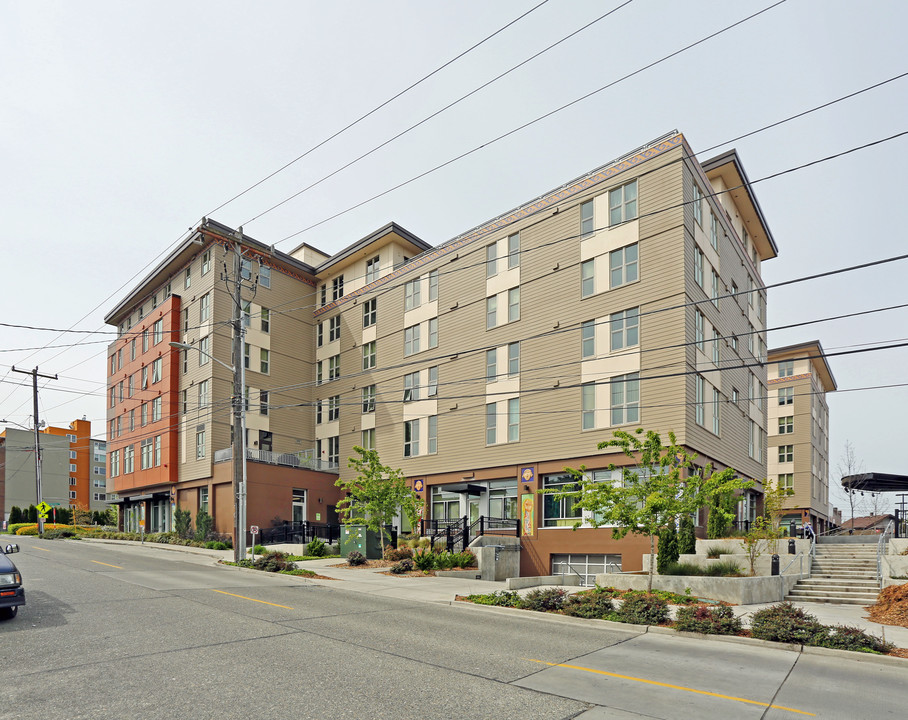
[170,341,247,562]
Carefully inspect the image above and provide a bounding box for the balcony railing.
[214,447,339,473]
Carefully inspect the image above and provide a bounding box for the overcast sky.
[2,0,906,512]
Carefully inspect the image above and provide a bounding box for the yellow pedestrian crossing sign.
[37,501,51,518]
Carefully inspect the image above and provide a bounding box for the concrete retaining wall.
[505,574,582,590]
[643,553,811,577]
[889,538,908,555]
[594,572,802,604]
[469,535,520,581]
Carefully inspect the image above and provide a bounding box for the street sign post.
[250,526,259,560]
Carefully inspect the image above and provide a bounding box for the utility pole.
[12,366,58,533]
[231,227,249,562]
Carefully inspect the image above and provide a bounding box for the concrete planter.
[595,572,802,604]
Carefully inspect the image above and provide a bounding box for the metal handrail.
[779,550,808,602]
[877,519,895,589]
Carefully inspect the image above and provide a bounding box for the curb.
[77,537,229,562]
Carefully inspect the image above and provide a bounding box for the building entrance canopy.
[841,473,908,493]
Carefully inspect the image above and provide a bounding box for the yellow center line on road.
[526,659,815,717]
[211,589,293,609]
[91,560,124,569]
[32,547,52,553]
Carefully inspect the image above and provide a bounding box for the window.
[779,387,794,405]
[332,276,344,300]
[428,317,438,349]
[361,428,375,450]
[117,348,123,369]
[427,415,438,454]
[486,349,497,382]
[141,366,148,389]
[582,383,595,430]
[152,396,162,422]
[508,341,520,376]
[403,372,420,402]
[129,409,135,431]
[124,444,135,473]
[732,388,740,406]
[748,420,760,460]
[581,320,596,358]
[141,402,148,426]
[404,419,419,457]
[751,373,763,411]
[260,390,268,416]
[610,308,639,351]
[695,375,705,426]
[328,355,340,381]
[779,416,793,434]
[363,298,377,328]
[244,343,250,369]
[152,357,162,383]
[581,260,595,297]
[695,310,705,351]
[180,389,187,414]
[142,329,149,353]
[486,296,497,329]
[405,279,421,310]
[609,243,638,288]
[507,287,520,323]
[319,284,327,307]
[693,246,703,288]
[110,450,119,478]
[428,366,438,396]
[404,325,420,356]
[507,398,520,442]
[259,264,271,289]
[70,463,78,473]
[778,360,795,377]
[712,329,720,365]
[711,270,720,308]
[485,403,497,445]
[110,354,116,375]
[543,474,583,527]
[199,487,209,513]
[317,322,324,347]
[182,309,189,334]
[199,336,210,365]
[242,259,253,281]
[710,212,719,250]
[261,308,270,333]
[153,319,163,345]
[315,400,323,424]
[242,300,251,327]
[130,339,136,361]
[200,293,210,322]
[328,316,340,342]
[609,179,638,225]
[486,243,497,278]
[118,381,124,402]
[182,350,188,374]
[778,473,794,491]
[327,395,340,422]
[260,349,269,374]
[141,438,153,470]
[691,182,702,225]
[428,269,438,301]
[201,250,211,276]
[184,268,191,289]
[365,255,380,283]
[581,200,594,237]
[712,387,721,435]
[362,385,376,413]
[196,427,206,459]
[779,445,794,463]
[70,490,77,500]
[507,232,520,269]
[610,373,640,426]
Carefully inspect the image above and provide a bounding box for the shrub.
[347,551,366,566]
[383,545,413,562]
[616,593,668,625]
[521,587,568,613]
[254,551,294,573]
[205,541,230,550]
[705,544,735,559]
[750,603,826,644]
[466,590,521,607]
[412,549,436,572]
[706,560,743,577]
[678,514,696,555]
[390,558,414,574]
[248,544,266,555]
[8,506,22,524]
[656,525,679,574]
[174,509,192,539]
[662,560,742,577]
[39,528,77,540]
[813,625,894,654]
[194,509,214,541]
[16,525,40,536]
[434,551,458,570]
[305,537,328,557]
[281,568,317,577]
[563,591,614,619]
[455,550,477,568]
[674,604,742,635]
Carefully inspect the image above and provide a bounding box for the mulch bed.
[865,584,908,629]
[329,559,396,569]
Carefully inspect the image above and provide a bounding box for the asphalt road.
[2,537,905,720]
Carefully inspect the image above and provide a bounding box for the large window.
[428,269,438,301]
[508,342,519,376]
[403,372,420,402]
[332,276,344,301]
[507,287,520,323]
[778,360,795,377]
[328,354,340,381]
[201,250,211,275]
[507,232,520,269]
[552,554,622,586]
[609,180,637,225]
[363,298,377,328]
[404,419,419,457]
[362,385,376,413]
[609,243,638,288]
[691,182,702,225]
[199,336,210,365]
[405,279,421,310]
[327,395,340,422]
[261,308,270,333]
[581,260,594,297]
[486,243,497,278]
[124,445,135,473]
[582,383,595,430]
[152,396,162,422]
[362,342,376,370]
[489,480,518,519]
[200,293,210,322]
[404,325,420,356]
[581,320,596,358]
[581,200,594,238]
[427,415,437,454]
[428,366,438,396]
[151,357,162,384]
[779,387,794,405]
[198,379,209,409]
[611,373,640,426]
[610,308,639,351]
[365,255,380,283]
[779,416,794,434]
[259,264,271,288]
[542,474,582,527]
[428,317,438,348]
[507,397,520,443]
[779,445,794,463]
[329,315,341,342]
[485,349,497,382]
[485,403,497,445]
[153,319,163,345]
[778,473,794,491]
[486,296,497,329]
[141,438,153,470]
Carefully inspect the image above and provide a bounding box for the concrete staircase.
[786,543,880,605]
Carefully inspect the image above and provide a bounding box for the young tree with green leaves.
[706,490,737,539]
[550,428,752,591]
[336,446,423,556]
[677,513,697,555]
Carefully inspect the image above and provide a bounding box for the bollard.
[788,538,796,554]
[771,554,780,576]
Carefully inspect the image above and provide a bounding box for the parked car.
[0,543,25,620]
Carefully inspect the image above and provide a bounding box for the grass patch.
[280,568,317,577]
[663,560,743,577]
[705,544,736,559]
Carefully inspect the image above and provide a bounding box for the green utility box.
[339,525,396,559]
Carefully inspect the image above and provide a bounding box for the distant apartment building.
[766,341,836,533]
[105,131,776,578]
[0,428,71,521]
[41,418,108,512]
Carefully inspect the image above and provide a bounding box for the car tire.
[0,606,18,620]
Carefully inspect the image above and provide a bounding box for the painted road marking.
[32,547,52,553]
[211,589,293,609]
[91,560,124,569]
[526,659,815,717]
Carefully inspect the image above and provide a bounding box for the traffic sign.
[36,501,51,518]
[250,525,259,534]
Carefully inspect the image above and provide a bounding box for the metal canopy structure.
[841,472,908,493]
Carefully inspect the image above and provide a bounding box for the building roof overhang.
[767,340,837,391]
[308,221,432,278]
[842,473,908,493]
[701,149,778,261]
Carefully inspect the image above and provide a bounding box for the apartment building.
[105,130,776,578]
[0,428,71,521]
[766,341,836,533]
[40,418,108,512]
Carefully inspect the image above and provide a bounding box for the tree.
[677,513,696,555]
[336,446,423,556]
[550,428,753,591]
[837,440,865,525]
[706,490,737,539]
[194,509,213,541]
[656,524,678,574]
[762,480,794,552]
[174,508,193,539]
[9,507,22,524]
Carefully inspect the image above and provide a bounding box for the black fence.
[255,521,341,547]
[422,516,520,553]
